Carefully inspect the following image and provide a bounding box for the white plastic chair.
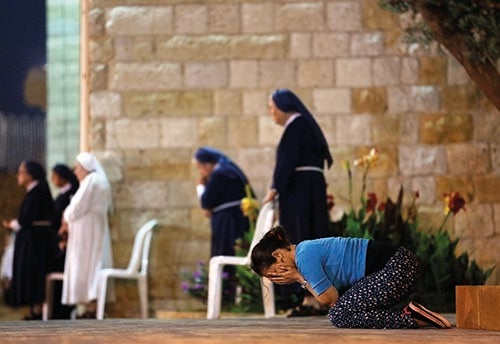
[42,272,65,321]
[96,219,158,320]
[207,201,276,319]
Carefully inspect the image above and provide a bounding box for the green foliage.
[379,0,500,64]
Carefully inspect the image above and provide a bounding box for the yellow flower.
[354,148,379,168]
[241,197,259,220]
[341,160,350,172]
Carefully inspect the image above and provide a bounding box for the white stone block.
[335,115,372,145]
[160,118,197,148]
[327,1,362,31]
[110,63,182,91]
[336,58,372,87]
[90,92,121,118]
[351,33,384,56]
[108,118,161,149]
[313,33,349,58]
[289,33,312,59]
[242,3,274,33]
[185,62,228,89]
[106,6,173,35]
[230,60,258,88]
[313,88,351,114]
[399,145,447,176]
[174,4,207,34]
[373,57,400,86]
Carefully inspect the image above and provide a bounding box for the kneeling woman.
[251,225,451,329]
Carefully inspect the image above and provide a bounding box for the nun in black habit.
[2,160,54,320]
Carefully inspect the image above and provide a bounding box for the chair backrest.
[126,219,158,274]
[246,201,275,259]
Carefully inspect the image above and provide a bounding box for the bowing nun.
[194,147,255,259]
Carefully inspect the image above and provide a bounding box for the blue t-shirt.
[295,237,369,296]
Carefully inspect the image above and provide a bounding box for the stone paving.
[0,315,498,344]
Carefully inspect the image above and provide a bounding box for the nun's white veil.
[76,152,113,212]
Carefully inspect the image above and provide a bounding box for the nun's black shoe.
[23,312,42,321]
[286,305,328,317]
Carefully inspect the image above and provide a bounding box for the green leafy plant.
[330,148,494,312]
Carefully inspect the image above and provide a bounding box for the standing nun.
[2,160,54,320]
[263,88,333,316]
[61,152,113,319]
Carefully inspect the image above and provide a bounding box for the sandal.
[408,301,452,329]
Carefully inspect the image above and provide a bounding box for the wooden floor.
[0,315,498,344]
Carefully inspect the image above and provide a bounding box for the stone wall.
[85,0,499,315]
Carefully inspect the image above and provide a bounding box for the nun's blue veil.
[194,147,250,186]
[271,89,333,168]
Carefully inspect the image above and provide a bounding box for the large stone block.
[156,35,287,61]
[313,33,350,58]
[327,1,362,31]
[335,115,372,146]
[214,90,242,116]
[90,91,122,118]
[336,58,372,87]
[198,117,227,147]
[313,88,351,114]
[123,91,213,118]
[259,60,295,88]
[174,4,207,34]
[372,57,400,86]
[242,90,267,116]
[446,143,490,175]
[90,63,108,91]
[410,86,440,112]
[208,4,239,34]
[90,38,113,63]
[453,202,494,239]
[418,56,447,85]
[441,85,481,112]
[475,175,500,203]
[371,115,400,145]
[275,2,325,31]
[352,87,387,114]
[420,113,473,144]
[401,57,418,84]
[114,180,169,210]
[228,117,257,147]
[399,145,447,176]
[297,60,334,88]
[107,118,161,149]
[475,108,500,143]
[185,62,228,89]
[230,60,258,88]
[110,63,182,91]
[106,6,173,35]
[362,0,399,30]
[241,3,274,33]
[456,286,500,330]
[160,118,198,148]
[289,33,312,59]
[351,33,384,56]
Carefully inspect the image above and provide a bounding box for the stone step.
[456,286,500,331]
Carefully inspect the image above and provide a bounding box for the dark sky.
[0,0,46,113]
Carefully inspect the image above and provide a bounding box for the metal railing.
[0,111,46,172]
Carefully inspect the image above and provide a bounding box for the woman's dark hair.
[52,163,79,194]
[250,225,291,276]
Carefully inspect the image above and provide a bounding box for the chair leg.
[261,277,275,318]
[207,261,224,319]
[96,275,109,320]
[138,277,148,319]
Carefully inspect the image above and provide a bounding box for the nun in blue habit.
[194,147,253,258]
[263,88,333,245]
[263,88,333,316]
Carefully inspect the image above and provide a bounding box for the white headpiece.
[76,152,97,172]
